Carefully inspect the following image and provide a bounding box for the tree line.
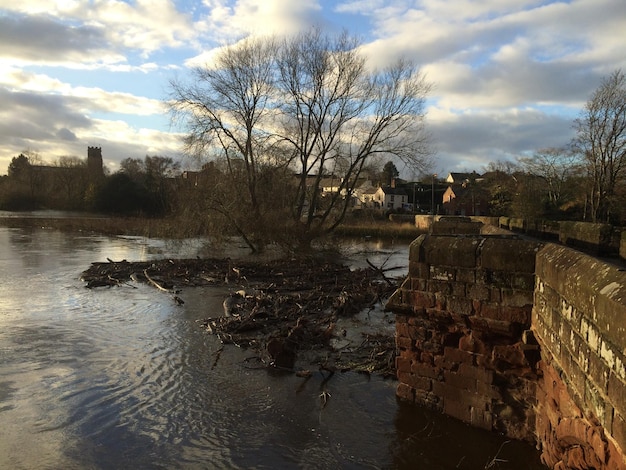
[0,153,180,216]
[462,69,626,225]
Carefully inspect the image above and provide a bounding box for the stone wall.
[415,215,439,231]
[557,221,615,255]
[387,228,626,468]
[414,215,623,258]
[533,244,626,468]
[387,231,544,442]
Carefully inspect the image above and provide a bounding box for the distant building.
[372,179,408,211]
[442,182,490,216]
[446,172,483,184]
[87,146,104,181]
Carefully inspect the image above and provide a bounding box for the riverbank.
[0,213,189,238]
[0,212,425,241]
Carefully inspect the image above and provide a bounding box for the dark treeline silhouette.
[0,152,179,217]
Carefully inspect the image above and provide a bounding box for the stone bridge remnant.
[386,218,626,469]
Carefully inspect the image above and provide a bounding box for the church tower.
[87,146,104,180]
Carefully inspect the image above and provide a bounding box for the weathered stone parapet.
[429,216,483,235]
[387,232,544,442]
[536,358,625,469]
[558,221,615,256]
[414,215,439,231]
[533,243,626,469]
[390,229,626,468]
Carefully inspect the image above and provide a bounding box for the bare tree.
[573,69,626,223]
[482,160,520,216]
[169,37,279,251]
[517,147,580,210]
[169,29,432,250]
[276,29,432,243]
[120,157,145,181]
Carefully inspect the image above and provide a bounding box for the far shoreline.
[0,212,425,241]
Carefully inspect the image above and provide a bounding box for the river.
[0,224,544,469]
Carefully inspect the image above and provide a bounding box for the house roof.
[319,176,342,187]
[362,187,378,195]
[379,186,407,196]
[447,172,482,183]
[446,184,470,198]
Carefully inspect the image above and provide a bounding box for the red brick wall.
[536,358,625,469]
[387,231,626,468]
[388,232,543,442]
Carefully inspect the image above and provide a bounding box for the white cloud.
[193,0,324,42]
[185,0,327,67]
[0,70,172,172]
[1,0,626,176]
[0,68,165,116]
[0,1,197,66]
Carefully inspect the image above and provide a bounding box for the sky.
[1,0,625,177]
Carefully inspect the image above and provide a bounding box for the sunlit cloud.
[0,0,625,174]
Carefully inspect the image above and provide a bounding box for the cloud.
[427,106,575,172]
[0,13,122,66]
[56,128,77,141]
[0,2,197,66]
[185,0,328,67]
[1,0,625,178]
[338,0,626,175]
[0,68,166,116]
[192,0,324,43]
[0,79,175,173]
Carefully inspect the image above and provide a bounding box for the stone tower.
[87,146,104,180]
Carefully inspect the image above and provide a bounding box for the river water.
[0,224,544,469]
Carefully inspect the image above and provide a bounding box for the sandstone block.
[609,372,626,418]
[479,237,542,273]
[424,235,481,268]
[458,362,494,384]
[443,369,477,393]
[470,406,493,430]
[492,343,528,369]
[588,352,611,395]
[456,267,476,283]
[443,346,474,365]
[468,283,490,301]
[411,361,441,379]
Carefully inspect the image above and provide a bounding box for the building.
[372,182,408,211]
[87,146,104,181]
[442,182,490,216]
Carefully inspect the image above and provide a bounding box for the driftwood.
[81,256,401,377]
[143,268,171,292]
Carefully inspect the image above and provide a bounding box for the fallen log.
[143,268,171,292]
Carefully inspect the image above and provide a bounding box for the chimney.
[391,178,396,188]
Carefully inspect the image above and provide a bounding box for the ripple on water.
[0,229,545,469]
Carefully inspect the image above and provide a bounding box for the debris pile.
[81,256,400,377]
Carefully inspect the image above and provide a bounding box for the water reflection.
[0,227,543,469]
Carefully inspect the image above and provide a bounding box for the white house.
[372,185,408,210]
